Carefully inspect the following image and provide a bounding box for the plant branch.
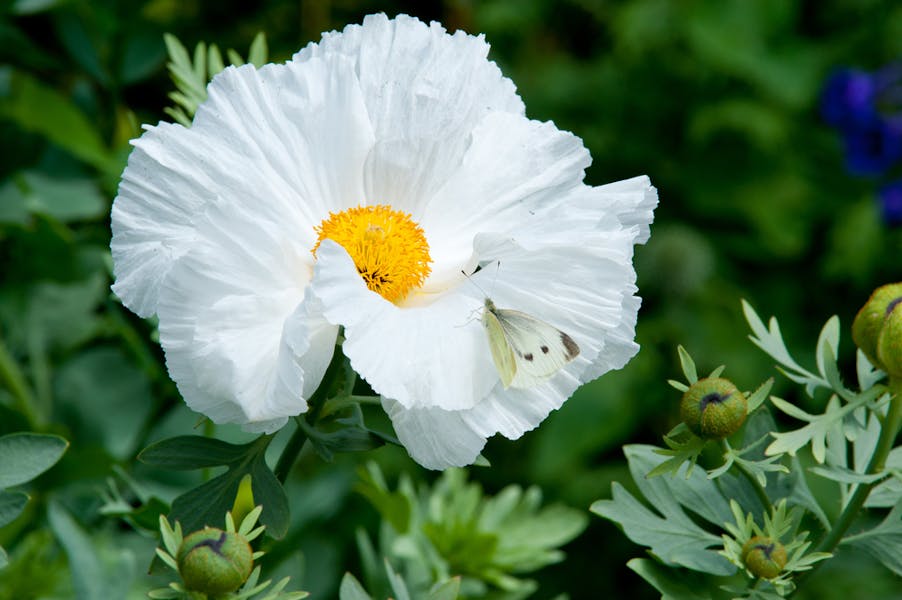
[722,439,773,513]
[797,382,902,586]
[273,347,346,482]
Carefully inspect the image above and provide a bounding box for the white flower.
[111,14,657,469]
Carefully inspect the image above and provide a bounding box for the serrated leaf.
[147,435,288,538]
[138,435,252,469]
[0,432,68,488]
[626,558,712,600]
[591,445,735,575]
[339,573,372,600]
[815,316,840,381]
[0,490,28,527]
[808,465,887,485]
[843,499,902,575]
[867,448,902,508]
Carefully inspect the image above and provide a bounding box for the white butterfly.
[482,298,580,389]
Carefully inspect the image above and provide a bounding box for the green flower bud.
[852,282,902,371]
[741,535,787,579]
[680,377,747,439]
[877,302,902,379]
[177,527,253,594]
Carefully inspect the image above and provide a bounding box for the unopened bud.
[877,301,902,378]
[852,282,902,371]
[741,536,787,579]
[680,378,747,439]
[177,527,253,594]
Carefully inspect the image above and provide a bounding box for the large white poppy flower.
[111,13,657,469]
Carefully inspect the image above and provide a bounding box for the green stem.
[273,348,346,482]
[0,335,41,428]
[722,439,773,513]
[798,383,902,586]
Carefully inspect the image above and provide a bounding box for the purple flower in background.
[879,180,902,225]
[822,69,877,127]
[844,114,902,176]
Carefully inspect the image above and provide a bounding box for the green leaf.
[47,501,134,600]
[0,68,112,169]
[0,545,6,568]
[677,345,698,384]
[0,179,29,225]
[138,435,253,469]
[247,32,268,68]
[0,433,67,488]
[18,171,106,222]
[55,347,154,460]
[626,558,712,600]
[339,572,372,600]
[384,558,412,600]
[0,490,28,528]
[843,499,902,575]
[157,435,289,538]
[354,463,411,533]
[428,577,461,600]
[808,465,888,485]
[591,445,735,575]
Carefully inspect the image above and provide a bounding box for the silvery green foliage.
[593,302,902,599]
[163,32,268,126]
[352,463,586,600]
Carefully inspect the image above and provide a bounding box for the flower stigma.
[313,205,432,303]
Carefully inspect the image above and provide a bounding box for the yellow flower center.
[313,205,432,303]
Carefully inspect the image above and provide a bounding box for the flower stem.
[273,348,346,483]
[798,382,902,585]
[722,439,773,513]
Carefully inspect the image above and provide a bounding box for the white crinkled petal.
[381,398,487,470]
[114,54,374,428]
[310,240,498,411]
[111,53,374,317]
[156,192,340,428]
[418,112,591,285]
[294,14,525,215]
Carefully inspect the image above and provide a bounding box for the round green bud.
[680,377,747,439]
[177,527,253,595]
[877,302,902,379]
[741,535,787,579]
[852,283,902,371]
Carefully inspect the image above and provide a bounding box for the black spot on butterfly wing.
[523,352,534,361]
[540,345,549,354]
[561,332,580,360]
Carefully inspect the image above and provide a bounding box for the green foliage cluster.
[2,0,902,598]
[594,304,902,598]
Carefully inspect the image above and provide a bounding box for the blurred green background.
[2,0,902,598]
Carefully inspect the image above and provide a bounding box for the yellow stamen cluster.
[313,205,432,303]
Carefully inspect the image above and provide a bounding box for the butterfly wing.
[483,306,518,388]
[482,298,580,389]
[494,308,579,388]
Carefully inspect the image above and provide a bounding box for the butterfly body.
[481,298,580,388]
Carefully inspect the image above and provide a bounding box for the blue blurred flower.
[843,114,902,176]
[879,180,902,225]
[822,69,877,127]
